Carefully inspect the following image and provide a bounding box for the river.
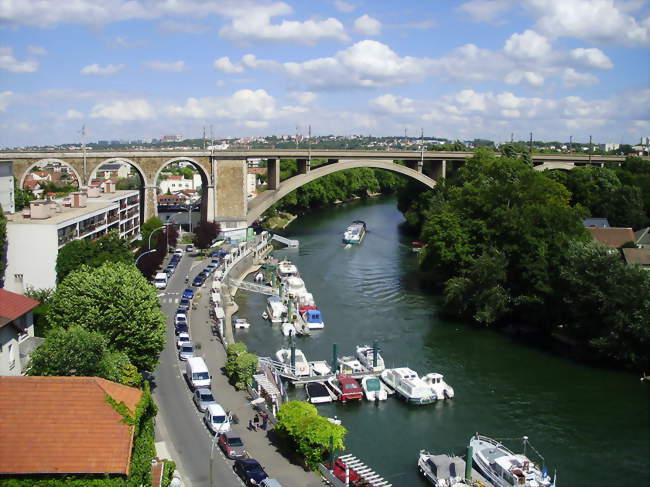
[235,196,649,487]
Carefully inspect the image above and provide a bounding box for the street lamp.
[209,432,218,487]
[135,249,157,266]
[148,224,168,250]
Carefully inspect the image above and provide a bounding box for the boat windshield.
[343,382,358,391]
[366,378,381,392]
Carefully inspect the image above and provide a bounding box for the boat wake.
[345,244,352,249]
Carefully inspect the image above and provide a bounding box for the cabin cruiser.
[306,382,334,404]
[380,368,437,405]
[233,318,250,329]
[300,307,325,329]
[275,348,310,376]
[277,259,299,279]
[417,451,466,486]
[355,345,385,372]
[327,374,363,402]
[283,276,315,307]
[266,296,287,323]
[422,373,455,399]
[309,361,332,376]
[470,434,556,487]
[281,321,297,337]
[343,220,366,244]
[361,376,388,401]
[337,356,367,374]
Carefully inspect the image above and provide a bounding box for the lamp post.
[209,431,218,487]
[148,224,167,250]
[135,249,157,266]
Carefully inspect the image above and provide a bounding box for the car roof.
[206,403,226,415]
[177,332,189,338]
[236,458,261,466]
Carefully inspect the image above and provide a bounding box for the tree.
[26,325,140,386]
[224,343,258,389]
[56,231,134,283]
[46,262,166,371]
[14,183,35,211]
[193,221,220,252]
[140,216,164,248]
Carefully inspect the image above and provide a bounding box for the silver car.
[178,342,194,361]
[193,387,217,412]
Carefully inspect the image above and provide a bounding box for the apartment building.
[3,186,141,293]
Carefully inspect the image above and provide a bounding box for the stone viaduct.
[2,149,634,228]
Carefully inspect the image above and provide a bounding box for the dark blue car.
[233,459,268,486]
[183,288,194,299]
[175,323,188,335]
[178,298,190,311]
[192,276,204,287]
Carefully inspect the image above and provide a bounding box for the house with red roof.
[587,227,636,249]
[0,289,41,376]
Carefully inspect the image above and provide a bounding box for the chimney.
[87,186,101,198]
[70,192,87,208]
[29,200,52,219]
[104,181,116,193]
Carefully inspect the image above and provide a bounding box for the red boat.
[328,374,363,403]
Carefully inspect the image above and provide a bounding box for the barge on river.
[343,220,366,244]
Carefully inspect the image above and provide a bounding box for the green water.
[235,196,650,487]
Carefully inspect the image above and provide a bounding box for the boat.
[266,296,287,323]
[361,376,388,401]
[300,307,325,329]
[254,271,264,283]
[422,372,455,399]
[281,321,297,337]
[283,276,315,306]
[417,451,468,486]
[343,220,366,244]
[309,361,332,376]
[261,311,268,320]
[355,345,385,372]
[470,434,556,487]
[327,374,363,402]
[275,348,310,376]
[233,318,250,329]
[337,356,367,374]
[277,259,299,279]
[380,368,437,405]
[306,381,334,404]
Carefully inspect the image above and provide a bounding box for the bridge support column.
[202,184,215,223]
[429,160,446,180]
[405,160,423,173]
[327,159,338,165]
[144,185,158,222]
[215,159,248,235]
[297,158,310,175]
[267,158,280,190]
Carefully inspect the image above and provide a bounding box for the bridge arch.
[19,158,83,189]
[88,157,147,185]
[247,159,436,224]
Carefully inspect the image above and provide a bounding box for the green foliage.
[14,182,36,210]
[140,217,164,248]
[116,176,141,190]
[161,460,177,487]
[56,231,134,283]
[24,287,55,336]
[225,343,257,389]
[275,401,346,470]
[46,262,166,371]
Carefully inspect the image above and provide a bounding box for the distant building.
[583,218,610,228]
[598,143,620,152]
[157,193,190,206]
[158,174,201,194]
[622,248,650,270]
[0,289,40,376]
[587,227,636,249]
[0,160,15,213]
[161,134,183,143]
[635,227,650,249]
[96,163,131,179]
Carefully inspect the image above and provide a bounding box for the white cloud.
[65,109,84,119]
[504,70,545,87]
[143,60,186,72]
[90,99,155,122]
[289,91,317,105]
[0,91,13,112]
[504,30,551,60]
[27,46,47,56]
[215,80,226,87]
[354,14,382,36]
[562,68,599,88]
[334,0,356,13]
[80,63,124,76]
[111,36,147,48]
[157,20,210,34]
[569,48,613,70]
[0,47,39,73]
[219,3,349,45]
[214,56,245,74]
[458,0,511,23]
[370,94,415,114]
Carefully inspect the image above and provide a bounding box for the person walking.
[261,413,269,431]
[247,419,256,431]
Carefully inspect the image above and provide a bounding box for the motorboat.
[281,321,297,337]
[306,382,334,404]
[361,376,388,401]
[283,276,315,306]
[309,361,332,376]
[275,348,310,376]
[422,372,455,399]
[233,318,250,329]
[417,451,466,486]
[300,307,325,330]
[277,259,299,278]
[327,374,363,402]
[266,296,287,323]
[343,220,366,244]
[470,434,556,487]
[380,368,437,405]
[254,271,264,283]
[337,356,367,374]
[355,345,385,372]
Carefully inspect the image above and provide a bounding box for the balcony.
[107,214,119,224]
[79,220,106,237]
[58,231,79,246]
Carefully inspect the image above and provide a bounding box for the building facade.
[3,189,141,293]
[0,289,40,376]
[0,160,15,213]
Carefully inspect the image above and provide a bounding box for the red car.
[333,374,363,402]
[217,432,247,459]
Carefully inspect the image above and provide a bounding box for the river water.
[235,196,649,487]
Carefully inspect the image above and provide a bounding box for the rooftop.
[587,227,636,248]
[0,288,40,328]
[622,248,650,266]
[0,376,142,475]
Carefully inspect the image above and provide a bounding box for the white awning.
[214,307,225,319]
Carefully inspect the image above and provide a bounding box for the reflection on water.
[235,196,649,487]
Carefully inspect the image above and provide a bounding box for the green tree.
[46,262,166,371]
[24,286,55,336]
[140,217,164,248]
[14,183,35,210]
[56,231,134,283]
[26,325,139,385]
[224,343,257,389]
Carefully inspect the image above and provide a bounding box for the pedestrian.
[253,413,260,428]
[261,413,268,431]
[247,419,256,431]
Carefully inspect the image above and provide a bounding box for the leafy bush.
[225,343,257,390]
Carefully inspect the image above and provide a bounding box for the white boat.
[277,259,299,278]
[380,368,437,405]
[233,318,250,329]
[417,451,466,486]
[281,321,297,337]
[309,361,332,376]
[300,308,325,329]
[283,276,315,306]
[470,434,555,487]
[337,356,367,374]
[343,220,366,244]
[275,348,310,376]
[266,296,287,323]
[422,372,455,399]
[361,376,388,401]
[254,271,264,283]
[355,345,385,372]
[306,382,334,404]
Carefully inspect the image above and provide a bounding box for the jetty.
[320,454,392,487]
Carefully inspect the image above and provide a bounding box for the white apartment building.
[158,174,202,194]
[3,188,141,293]
[0,160,15,214]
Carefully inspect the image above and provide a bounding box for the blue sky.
[0,0,649,146]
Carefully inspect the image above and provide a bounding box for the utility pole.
[404,128,407,148]
[308,125,312,166]
[296,126,299,149]
[589,135,593,164]
[420,128,424,166]
[510,132,514,143]
[569,135,572,154]
[529,132,533,154]
[81,124,87,187]
[202,126,206,149]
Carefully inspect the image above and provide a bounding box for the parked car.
[178,298,191,311]
[175,312,187,324]
[178,342,194,361]
[210,258,220,265]
[175,323,188,336]
[183,288,195,300]
[173,248,184,256]
[193,387,217,412]
[186,244,194,252]
[176,332,190,349]
[260,479,283,487]
[233,459,268,486]
[203,403,231,434]
[192,276,204,287]
[205,264,216,273]
[218,432,247,459]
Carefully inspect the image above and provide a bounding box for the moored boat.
[266,296,287,323]
[343,220,366,244]
[277,259,299,278]
[337,355,367,374]
[361,376,388,401]
[422,372,455,399]
[417,451,466,486]
[306,381,334,404]
[275,348,310,376]
[470,434,556,487]
[281,321,297,337]
[233,318,250,329]
[355,345,385,372]
[380,367,437,405]
[300,307,325,329]
[327,374,363,402]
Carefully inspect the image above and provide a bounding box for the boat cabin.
[336,375,363,402]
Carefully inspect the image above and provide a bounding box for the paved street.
[152,249,322,487]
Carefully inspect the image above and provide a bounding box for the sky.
[0,0,649,147]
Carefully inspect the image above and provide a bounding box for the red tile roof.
[587,227,636,248]
[0,289,39,326]
[622,248,650,266]
[0,376,142,475]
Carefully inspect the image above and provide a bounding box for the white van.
[185,357,211,390]
[154,272,168,289]
[203,403,231,434]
